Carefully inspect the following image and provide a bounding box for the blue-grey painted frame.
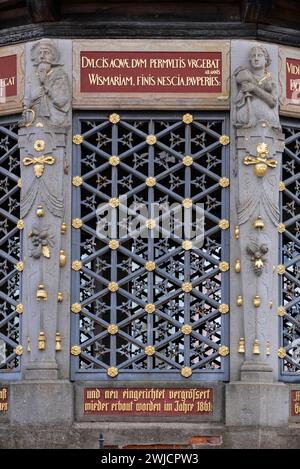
[71,111,230,382]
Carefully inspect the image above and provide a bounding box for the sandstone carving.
[233,45,281,130]
[19,39,71,128]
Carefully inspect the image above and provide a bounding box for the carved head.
[249,45,271,70]
[31,40,60,66]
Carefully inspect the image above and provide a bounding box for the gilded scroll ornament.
[22,155,55,178]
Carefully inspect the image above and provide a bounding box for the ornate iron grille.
[0,116,22,376]
[280,120,300,381]
[71,112,229,381]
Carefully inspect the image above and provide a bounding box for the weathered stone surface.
[225,381,289,427]
[10,380,73,425]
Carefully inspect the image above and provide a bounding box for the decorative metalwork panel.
[280,120,300,381]
[71,112,229,381]
[0,116,22,376]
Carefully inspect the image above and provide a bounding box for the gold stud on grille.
[109,113,120,124]
[16,261,24,272]
[219,177,230,187]
[17,178,22,188]
[71,345,81,356]
[71,303,82,314]
[17,219,25,230]
[218,303,229,314]
[277,223,285,233]
[182,155,193,166]
[219,219,229,230]
[277,306,286,317]
[181,366,192,377]
[181,324,192,335]
[109,197,119,208]
[109,240,119,250]
[108,282,119,292]
[182,282,193,293]
[145,303,156,314]
[72,176,83,186]
[145,176,156,187]
[219,135,230,146]
[146,219,156,230]
[146,135,157,145]
[279,181,286,191]
[278,347,286,359]
[219,261,229,272]
[182,198,193,208]
[15,345,23,356]
[16,303,24,314]
[182,113,193,124]
[219,345,229,356]
[107,366,119,377]
[108,324,119,335]
[145,261,156,271]
[72,218,83,229]
[182,240,192,251]
[72,134,84,145]
[109,155,120,166]
[72,260,82,271]
[277,264,285,275]
[145,345,155,356]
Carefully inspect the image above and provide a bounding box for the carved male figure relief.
[20,39,70,128]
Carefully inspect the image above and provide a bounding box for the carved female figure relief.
[234,45,281,130]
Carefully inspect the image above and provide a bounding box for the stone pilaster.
[227,40,289,426]
[14,39,72,384]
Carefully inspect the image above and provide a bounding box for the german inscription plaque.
[84,387,213,416]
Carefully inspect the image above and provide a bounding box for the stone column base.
[225,381,289,426]
[10,380,73,425]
